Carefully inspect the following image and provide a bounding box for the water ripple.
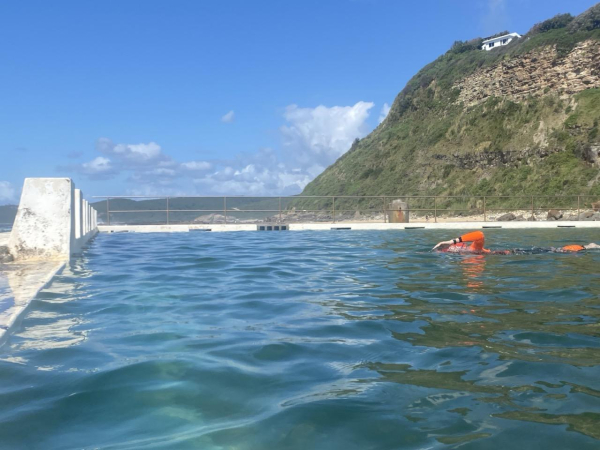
[0,229,599,449]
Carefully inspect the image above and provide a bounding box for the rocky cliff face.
[455,40,600,107]
[302,5,600,200]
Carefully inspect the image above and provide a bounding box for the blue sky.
[0,0,597,203]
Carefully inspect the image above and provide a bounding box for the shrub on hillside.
[529,14,573,35]
[449,38,483,54]
[568,4,600,32]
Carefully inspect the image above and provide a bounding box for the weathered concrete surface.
[0,261,65,345]
[98,224,256,233]
[387,200,409,223]
[0,178,100,344]
[8,178,98,261]
[8,178,74,261]
[98,221,600,233]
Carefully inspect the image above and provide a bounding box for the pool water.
[1,229,599,449]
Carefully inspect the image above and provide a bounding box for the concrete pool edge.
[0,261,66,346]
[98,221,600,233]
[0,178,100,346]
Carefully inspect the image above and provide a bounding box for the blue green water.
[1,230,600,449]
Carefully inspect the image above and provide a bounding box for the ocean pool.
[0,229,599,449]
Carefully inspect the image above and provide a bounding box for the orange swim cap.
[562,245,585,252]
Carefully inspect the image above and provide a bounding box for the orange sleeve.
[459,231,485,251]
[562,245,585,252]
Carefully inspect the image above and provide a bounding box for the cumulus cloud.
[379,103,391,123]
[0,181,16,204]
[191,102,374,195]
[62,100,375,196]
[221,110,235,123]
[192,148,312,195]
[97,138,164,163]
[75,156,115,180]
[280,101,374,171]
[181,161,212,172]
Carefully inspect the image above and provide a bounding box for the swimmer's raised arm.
[432,231,486,252]
[432,239,455,251]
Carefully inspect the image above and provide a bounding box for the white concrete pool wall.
[0,178,99,344]
[8,178,98,261]
[98,221,600,233]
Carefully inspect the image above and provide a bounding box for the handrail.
[90,194,599,225]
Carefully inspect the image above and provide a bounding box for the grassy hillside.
[302,5,600,202]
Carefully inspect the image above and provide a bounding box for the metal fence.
[91,195,600,225]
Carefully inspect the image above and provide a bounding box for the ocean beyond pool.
[0,229,599,449]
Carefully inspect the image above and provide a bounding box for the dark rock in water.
[497,213,516,221]
[547,209,562,221]
[0,245,13,263]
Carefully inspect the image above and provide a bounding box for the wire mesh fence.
[91,195,600,225]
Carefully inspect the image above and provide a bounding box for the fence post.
[279,197,282,223]
[483,196,486,222]
[577,195,580,221]
[382,196,386,223]
[434,196,437,223]
[106,198,110,225]
[224,197,227,224]
[531,196,534,220]
[332,196,336,223]
[166,197,170,225]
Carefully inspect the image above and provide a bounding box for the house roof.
[482,32,521,44]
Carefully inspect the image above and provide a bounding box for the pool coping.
[98,221,600,233]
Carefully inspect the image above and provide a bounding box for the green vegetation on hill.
[302,4,600,203]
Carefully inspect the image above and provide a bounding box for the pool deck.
[98,221,600,233]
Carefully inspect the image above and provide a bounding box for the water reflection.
[460,254,486,292]
[0,231,599,449]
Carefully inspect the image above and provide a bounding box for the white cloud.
[280,101,374,171]
[221,110,235,123]
[82,156,112,174]
[379,103,391,123]
[181,161,212,171]
[0,181,16,204]
[63,100,375,196]
[98,138,164,163]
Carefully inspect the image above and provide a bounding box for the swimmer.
[432,231,600,254]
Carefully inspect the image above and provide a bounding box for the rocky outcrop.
[455,40,600,108]
[432,147,562,170]
[497,213,517,221]
[547,209,563,220]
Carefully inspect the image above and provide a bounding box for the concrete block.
[8,178,74,261]
[8,178,98,261]
[74,189,82,239]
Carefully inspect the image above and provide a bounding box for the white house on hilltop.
[482,32,521,51]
